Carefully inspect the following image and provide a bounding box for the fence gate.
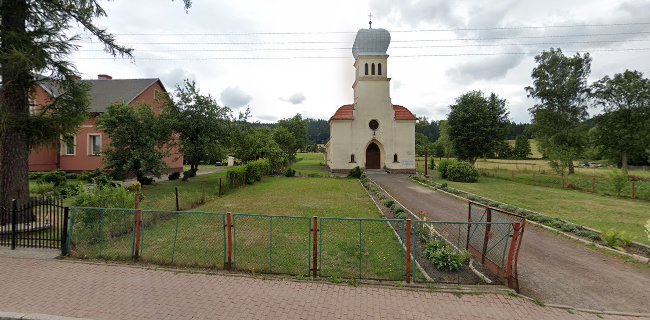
[0,197,68,253]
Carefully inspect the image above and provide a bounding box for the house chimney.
[97,74,112,80]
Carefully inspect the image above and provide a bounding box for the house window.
[364,63,368,75]
[393,153,399,163]
[350,154,355,163]
[62,135,75,156]
[89,134,102,155]
[378,63,382,75]
[371,63,375,75]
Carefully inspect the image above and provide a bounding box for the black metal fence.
[0,197,68,253]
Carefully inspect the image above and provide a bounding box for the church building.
[325,25,416,174]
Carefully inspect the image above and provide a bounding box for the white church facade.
[325,27,416,174]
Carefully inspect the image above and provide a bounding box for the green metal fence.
[318,217,405,281]
[68,207,524,287]
[232,214,311,275]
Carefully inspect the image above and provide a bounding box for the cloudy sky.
[71,0,650,123]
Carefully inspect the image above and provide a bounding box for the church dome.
[352,28,391,59]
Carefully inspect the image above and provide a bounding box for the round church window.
[369,119,379,130]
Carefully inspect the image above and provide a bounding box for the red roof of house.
[330,104,416,121]
[392,105,417,120]
[330,104,355,120]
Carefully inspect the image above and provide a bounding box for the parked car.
[215,161,222,166]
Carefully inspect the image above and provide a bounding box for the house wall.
[28,86,59,171]
[29,80,184,173]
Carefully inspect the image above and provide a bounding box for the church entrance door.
[366,142,381,169]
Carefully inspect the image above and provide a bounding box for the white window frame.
[61,135,76,156]
[88,134,102,156]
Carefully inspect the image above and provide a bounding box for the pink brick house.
[28,74,183,173]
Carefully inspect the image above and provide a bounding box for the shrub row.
[226,159,272,188]
[438,159,478,183]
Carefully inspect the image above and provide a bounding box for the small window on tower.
[364,63,368,75]
[378,63,382,75]
[371,63,375,75]
[393,153,399,163]
[350,154,356,163]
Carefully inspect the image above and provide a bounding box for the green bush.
[71,185,136,208]
[226,159,272,187]
[608,169,628,196]
[285,168,296,177]
[41,171,67,187]
[168,171,181,180]
[57,182,83,197]
[29,172,45,180]
[29,183,55,196]
[437,159,456,179]
[429,157,436,170]
[445,161,478,183]
[138,176,154,185]
[383,199,395,209]
[347,166,363,179]
[65,173,79,180]
[424,240,470,272]
[183,169,198,179]
[602,229,625,248]
[576,230,601,242]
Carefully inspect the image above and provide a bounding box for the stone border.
[409,177,650,264]
[0,312,91,320]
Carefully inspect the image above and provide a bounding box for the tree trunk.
[568,160,575,175]
[0,0,31,224]
[621,151,629,173]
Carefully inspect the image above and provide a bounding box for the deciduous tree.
[591,70,650,171]
[447,91,509,164]
[525,48,591,175]
[97,103,172,184]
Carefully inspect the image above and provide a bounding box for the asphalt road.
[369,173,650,314]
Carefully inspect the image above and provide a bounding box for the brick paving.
[0,256,642,320]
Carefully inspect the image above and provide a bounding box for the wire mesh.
[233,214,311,275]
[319,217,404,281]
[69,207,135,260]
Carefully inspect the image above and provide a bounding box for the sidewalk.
[0,255,642,320]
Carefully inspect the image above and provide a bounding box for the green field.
[290,152,329,177]
[444,177,650,245]
[70,160,405,280]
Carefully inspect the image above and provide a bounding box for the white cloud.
[281,92,307,105]
[220,86,252,108]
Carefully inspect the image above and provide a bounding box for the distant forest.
[254,117,532,146]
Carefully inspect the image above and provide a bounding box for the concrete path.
[0,256,641,320]
[369,173,650,314]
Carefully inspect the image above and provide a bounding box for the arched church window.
[350,154,356,163]
[371,63,375,75]
[364,63,368,75]
[378,63,382,75]
[368,119,379,130]
[393,153,399,162]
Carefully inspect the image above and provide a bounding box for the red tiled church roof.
[392,105,417,120]
[330,104,417,121]
[330,104,355,120]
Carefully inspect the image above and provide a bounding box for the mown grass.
[444,177,650,245]
[71,166,405,280]
[139,170,230,211]
[291,152,329,177]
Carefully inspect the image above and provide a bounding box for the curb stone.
[0,312,92,320]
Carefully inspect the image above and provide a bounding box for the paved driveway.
[0,255,640,320]
[369,174,650,314]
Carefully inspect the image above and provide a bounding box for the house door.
[366,142,380,169]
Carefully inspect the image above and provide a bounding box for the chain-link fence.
[232,214,311,275]
[67,206,524,288]
[319,217,405,281]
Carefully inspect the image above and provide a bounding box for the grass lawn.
[291,152,329,177]
[71,167,405,280]
[445,177,650,245]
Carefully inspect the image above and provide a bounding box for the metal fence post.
[134,193,142,259]
[226,212,233,270]
[10,199,17,250]
[481,208,492,264]
[466,203,471,250]
[61,207,69,256]
[312,216,318,278]
[405,219,412,283]
[505,222,521,289]
[175,187,180,211]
